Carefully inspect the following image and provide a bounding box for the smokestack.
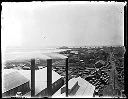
[47,59,52,97]
[31,59,35,97]
[66,58,68,97]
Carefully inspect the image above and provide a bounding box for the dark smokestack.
[47,59,52,97]
[31,59,35,97]
[66,58,68,97]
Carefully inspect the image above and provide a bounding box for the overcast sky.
[2,2,125,49]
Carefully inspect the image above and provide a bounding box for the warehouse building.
[3,52,68,98]
[21,67,64,97]
[2,70,30,97]
[2,68,64,97]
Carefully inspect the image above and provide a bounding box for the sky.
[2,2,125,50]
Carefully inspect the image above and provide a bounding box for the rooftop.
[53,76,95,98]
[3,67,62,95]
[2,70,29,93]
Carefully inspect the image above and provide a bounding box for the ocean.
[4,48,71,54]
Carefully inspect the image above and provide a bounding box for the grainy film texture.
[1,1,126,98]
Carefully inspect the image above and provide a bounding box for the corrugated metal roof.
[3,70,29,93]
[20,68,62,95]
[3,68,62,95]
[17,67,62,83]
[52,76,95,97]
[76,77,95,97]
